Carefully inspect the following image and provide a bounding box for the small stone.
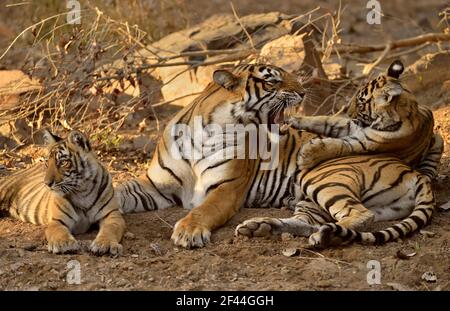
[131,254,139,258]
[421,271,437,283]
[420,230,436,237]
[282,248,298,257]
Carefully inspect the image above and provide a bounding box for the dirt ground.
[1,0,450,291]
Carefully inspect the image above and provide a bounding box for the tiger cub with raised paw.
[287,60,443,179]
[0,130,125,255]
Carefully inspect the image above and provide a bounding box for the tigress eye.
[60,160,71,168]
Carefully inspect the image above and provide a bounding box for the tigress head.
[348,60,413,131]
[213,64,305,126]
[43,130,97,195]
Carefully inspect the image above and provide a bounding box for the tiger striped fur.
[116,64,305,248]
[288,60,444,179]
[236,61,443,248]
[116,63,442,249]
[236,153,437,248]
[0,130,125,254]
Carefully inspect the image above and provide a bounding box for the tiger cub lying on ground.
[0,130,125,255]
[287,60,443,179]
[236,61,444,248]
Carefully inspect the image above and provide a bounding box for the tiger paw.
[308,225,345,249]
[297,139,326,170]
[235,217,283,237]
[47,236,80,254]
[171,216,211,248]
[90,237,123,256]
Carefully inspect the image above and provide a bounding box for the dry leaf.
[396,250,416,260]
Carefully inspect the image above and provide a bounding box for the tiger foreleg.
[297,134,373,170]
[235,200,330,238]
[171,165,253,248]
[90,209,126,256]
[46,221,79,254]
[235,216,319,238]
[288,116,355,138]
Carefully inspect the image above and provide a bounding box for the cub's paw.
[286,116,302,129]
[90,238,123,256]
[235,217,283,238]
[47,237,80,254]
[308,224,344,249]
[297,139,325,170]
[171,217,211,248]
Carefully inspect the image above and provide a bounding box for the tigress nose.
[295,91,305,98]
[44,177,55,188]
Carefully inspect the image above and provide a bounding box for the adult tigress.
[117,64,305,248]
[117,64,442,248]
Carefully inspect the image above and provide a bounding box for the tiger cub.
[0,130,125,255]
[287,60,443,179]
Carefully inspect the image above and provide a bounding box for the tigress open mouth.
[269,110,285,125]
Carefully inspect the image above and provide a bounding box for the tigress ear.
[42,129,62,146]
[213,69,239,91]
[387,60,404,79]
[68,130,91,152]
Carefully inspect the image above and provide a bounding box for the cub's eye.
[60,160,71,168]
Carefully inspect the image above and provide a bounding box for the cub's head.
[348,60,415,131]
[213,64,305,126]
[43,130,97,194]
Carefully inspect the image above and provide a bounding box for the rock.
[282,248,298,257]
[419,230,436,237]
[403,52,450,92]
[260,34,306,72]
[133,12,313,107]
[421,271,437,283]
[0,70,41,97]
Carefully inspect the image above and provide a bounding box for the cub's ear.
[387,60,404,79]
[213,69,240,91]
[42,129,62,146]
[68,130,91,152]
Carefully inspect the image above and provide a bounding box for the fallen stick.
[319,33,450,54]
